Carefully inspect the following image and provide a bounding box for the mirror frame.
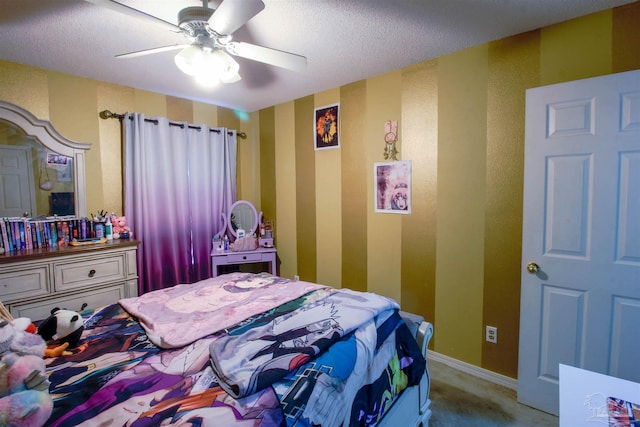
[227,200,261,238]
[0,101,90,218]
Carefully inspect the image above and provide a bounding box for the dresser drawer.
[0,267,49,302]
[8,284,127,321]
[54,254,126,291]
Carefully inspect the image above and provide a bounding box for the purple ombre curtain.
[123,113,236,294]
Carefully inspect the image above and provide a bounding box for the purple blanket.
[119,272,328,348]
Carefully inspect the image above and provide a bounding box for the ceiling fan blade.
[83,0,181,32]
[116,44,188,59]
[208,0,265,36]
[226,42,307,72]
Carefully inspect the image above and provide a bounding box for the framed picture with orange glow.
[314,103,339,150]
[375,160,411,214]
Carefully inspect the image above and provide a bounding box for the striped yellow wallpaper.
[400,59,438,343]
[435,45,488,365]
[483,30,539,376]
[274,102,298,279]
[294,96,316,283]
[257,2,640,377]
[540,10,613,85]
[314,89,342,288]
[341,81,368,293]
[365,70,403,302]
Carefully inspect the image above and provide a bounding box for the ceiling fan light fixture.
[215,50,241,83]
[191,49,241,87]
[174,45,203,76]
[194,72,222,88]
[220,71,241,84]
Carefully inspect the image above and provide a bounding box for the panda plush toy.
[37,308,85,350]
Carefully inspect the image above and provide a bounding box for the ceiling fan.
[84,0,307,85]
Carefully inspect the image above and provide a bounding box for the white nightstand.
[211,247,277,277]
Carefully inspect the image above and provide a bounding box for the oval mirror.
[227,200,259,238]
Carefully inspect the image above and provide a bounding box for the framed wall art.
[314,103,339,150]
[375,160,411,214]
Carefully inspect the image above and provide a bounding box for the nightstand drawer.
[211,247,276,277]
[55,255,126,291]
[0,267,49,302]
[226,252,263,263]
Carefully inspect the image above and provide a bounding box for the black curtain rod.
[99,109,247,139]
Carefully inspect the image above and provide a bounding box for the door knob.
[526,262,540,274]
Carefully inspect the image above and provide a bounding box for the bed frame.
[377,312,434,427]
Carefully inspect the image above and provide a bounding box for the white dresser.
[0,239,139,321]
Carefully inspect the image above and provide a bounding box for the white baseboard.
[427,350,518,391]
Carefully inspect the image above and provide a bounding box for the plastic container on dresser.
[0,239,139,321]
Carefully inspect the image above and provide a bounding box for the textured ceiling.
[0,0,636,112]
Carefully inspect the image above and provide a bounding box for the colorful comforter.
[44,273,426,426]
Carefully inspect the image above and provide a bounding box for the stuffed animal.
[0,318,53,426]
[11,317,37,335]
[0,318,45,357]
[0,389,53,427]
[112,215,130,239]
[0,352,48,397]
[37,307,85,350]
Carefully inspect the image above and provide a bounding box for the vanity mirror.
[0,101,90,218]
[227,200,261,238]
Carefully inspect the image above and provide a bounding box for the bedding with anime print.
[45,303,284,427]
[209,287,400,399]
[44,276,425,426]
[118,272,328,349]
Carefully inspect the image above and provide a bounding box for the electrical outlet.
[486,326,497,344]
[294,274,300,281]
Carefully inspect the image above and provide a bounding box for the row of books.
[1,216,99,252]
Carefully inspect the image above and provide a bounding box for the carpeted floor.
[428,359,559,426]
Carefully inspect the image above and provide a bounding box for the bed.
[43,272,433,426]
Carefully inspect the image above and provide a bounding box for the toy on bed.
[0,315,53,427]
[37,307,85,357]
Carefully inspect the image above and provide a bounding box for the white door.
[517,70,640,415]
[0,145,37,217]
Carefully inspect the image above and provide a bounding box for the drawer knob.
[88,269,96,278]
[243,256,247,260]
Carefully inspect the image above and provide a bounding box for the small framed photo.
[375,160,411,214]
[314,103,339,150]
[46,152,69,166]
